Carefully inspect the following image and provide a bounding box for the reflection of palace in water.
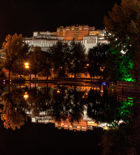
[0,83,112,131]
[30,83,108,132]
[31,111,109,131]
[27,83,108,131]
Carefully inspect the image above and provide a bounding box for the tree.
[2,33,29,80]
[105,44,135,82]
[0,89,27,130]
[12,43,30,79]
[40,51,52,80]
[104,0,140,48]
[0,66,6,80]
[88,44,109,79]
[49,41,71,78]
[104,0,140,82]
[27,47,44,78]
[69,41,86,79]
[26,88,48,116]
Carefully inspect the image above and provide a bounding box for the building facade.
[25,25,109,54]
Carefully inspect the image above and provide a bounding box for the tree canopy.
[2,33,29,80]
[104,0,140,51]
[104,0,140,82]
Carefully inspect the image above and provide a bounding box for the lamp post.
[24,62,29,69]
[24,62,31,80]
[24,92,29,99]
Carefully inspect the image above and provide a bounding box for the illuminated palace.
[25,25,109,53]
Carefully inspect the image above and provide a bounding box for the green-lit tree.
[105,44,135,82]
[104,0,140,82]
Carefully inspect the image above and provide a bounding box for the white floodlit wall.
[25,29,109,54]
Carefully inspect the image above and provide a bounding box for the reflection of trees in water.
[86,89,118,123]
[0,84,136,134]
[1,84,140,154]
[46,86,85,123]
[0,89,27,130]
[26,87,51,116]
[86,88,133,124]
[100,96,140,155]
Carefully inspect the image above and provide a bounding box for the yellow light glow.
[25,65,29,68]
[25,62,29,69]
[24,94,28,99]
[104,126,109,130]
[25,62,29,66]
[57,89,60,93]
[24,92,28,99]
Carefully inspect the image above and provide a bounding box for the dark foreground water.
[0,82,139,155]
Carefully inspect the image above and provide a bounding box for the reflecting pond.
[0,82,139,155]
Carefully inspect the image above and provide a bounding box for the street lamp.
[24,62,31,80]
[24,62,29,68]
[24,92,29,99]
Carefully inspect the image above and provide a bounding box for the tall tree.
[69,41,86,79]
[27,47,44,78]
[40,51,52,80]
[12,43,30,79]
[104,0,140,82]
[2,33,29,80]
[49,41,71,78]
[105,44,135,82]
[88,44,109,79]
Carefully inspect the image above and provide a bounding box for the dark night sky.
[0,0,121,47]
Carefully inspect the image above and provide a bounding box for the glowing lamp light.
[24,92,28,99]
[25,65,29,68]
[25,62,29,66]
[24,94,28,99]
[57,89,60,93]
[104,126,109,130]
[24,62,29,68]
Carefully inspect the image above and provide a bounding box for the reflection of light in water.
[30,107,123,131]
[101,82,108,86]
[57,89,60,93]
[97,87,100,90]
[26,84,128,132]
[100,85,104,96]
[3,80,5,84]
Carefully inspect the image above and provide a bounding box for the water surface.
[0,82,138,155]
